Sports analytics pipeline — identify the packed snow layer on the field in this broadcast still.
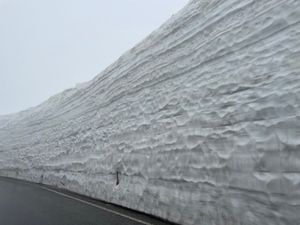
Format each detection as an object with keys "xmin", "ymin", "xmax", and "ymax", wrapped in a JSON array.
[{"xmin": 1, "ymin": 0, "xmax": 300, "ymax": 224}]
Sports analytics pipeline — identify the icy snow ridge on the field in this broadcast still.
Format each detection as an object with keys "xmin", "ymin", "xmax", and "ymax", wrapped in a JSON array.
[{"xmin": 1, "ymin": 0, "xmax": 300, "ymax": 224}]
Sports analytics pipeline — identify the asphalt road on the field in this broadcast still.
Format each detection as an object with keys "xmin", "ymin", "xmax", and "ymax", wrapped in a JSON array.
[{"xmin": 0, "ymin": 177, "xmax": 172, "ymax": 225}]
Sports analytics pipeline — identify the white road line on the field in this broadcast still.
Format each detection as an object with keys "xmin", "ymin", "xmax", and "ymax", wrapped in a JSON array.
[{"xmin": 39, "ymin": 186, "xmax": 153, "ymax": 225}]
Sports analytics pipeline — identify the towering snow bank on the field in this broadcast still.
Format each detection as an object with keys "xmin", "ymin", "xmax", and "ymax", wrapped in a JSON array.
[{"xmin": 1, "ymin": 0, "xmax": 300, "ymax": 224}]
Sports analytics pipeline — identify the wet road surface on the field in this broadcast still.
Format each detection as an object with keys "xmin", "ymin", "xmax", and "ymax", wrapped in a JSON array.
[{"xmin": 0, "ymin": 177, "xmax": 173, "ymax": 225}]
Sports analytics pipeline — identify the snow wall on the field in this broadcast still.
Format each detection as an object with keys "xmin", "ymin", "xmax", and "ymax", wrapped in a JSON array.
[{"xmin": 1, "ymin": 0, "xmax": 300, "ymax": 224}]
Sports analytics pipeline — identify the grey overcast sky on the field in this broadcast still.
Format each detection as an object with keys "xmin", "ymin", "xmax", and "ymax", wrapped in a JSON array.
[{"xmin": 0, "ymin": 0, "xmax": 188, "ymax": 115}]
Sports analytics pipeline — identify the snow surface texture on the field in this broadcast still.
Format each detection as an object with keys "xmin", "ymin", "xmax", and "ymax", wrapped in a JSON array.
[{"xmin": 1, "ymin": 0, "xmax": 300, "ymax": 224}]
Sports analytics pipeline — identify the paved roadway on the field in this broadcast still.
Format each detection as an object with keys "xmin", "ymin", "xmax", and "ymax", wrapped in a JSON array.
[{"xmin": 0, "ymin": 177, "xmax": 173, "ymax": 225}]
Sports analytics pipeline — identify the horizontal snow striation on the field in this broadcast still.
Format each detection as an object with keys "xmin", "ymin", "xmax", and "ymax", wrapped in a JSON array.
[{"xmin": 1, "ymin": 0, "xmax": 300, "ymax": 224}]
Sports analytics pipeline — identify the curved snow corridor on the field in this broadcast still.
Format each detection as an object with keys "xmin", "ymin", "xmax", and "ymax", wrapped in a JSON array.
[{"xmin": 1, "ymin": 0, "xmax": 300, "ymax": 224}]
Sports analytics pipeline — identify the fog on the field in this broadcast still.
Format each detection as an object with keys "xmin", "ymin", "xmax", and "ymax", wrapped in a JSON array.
[{"xmin": 0, "ymin": 0, "xmax": 188, "ymax": 115}]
